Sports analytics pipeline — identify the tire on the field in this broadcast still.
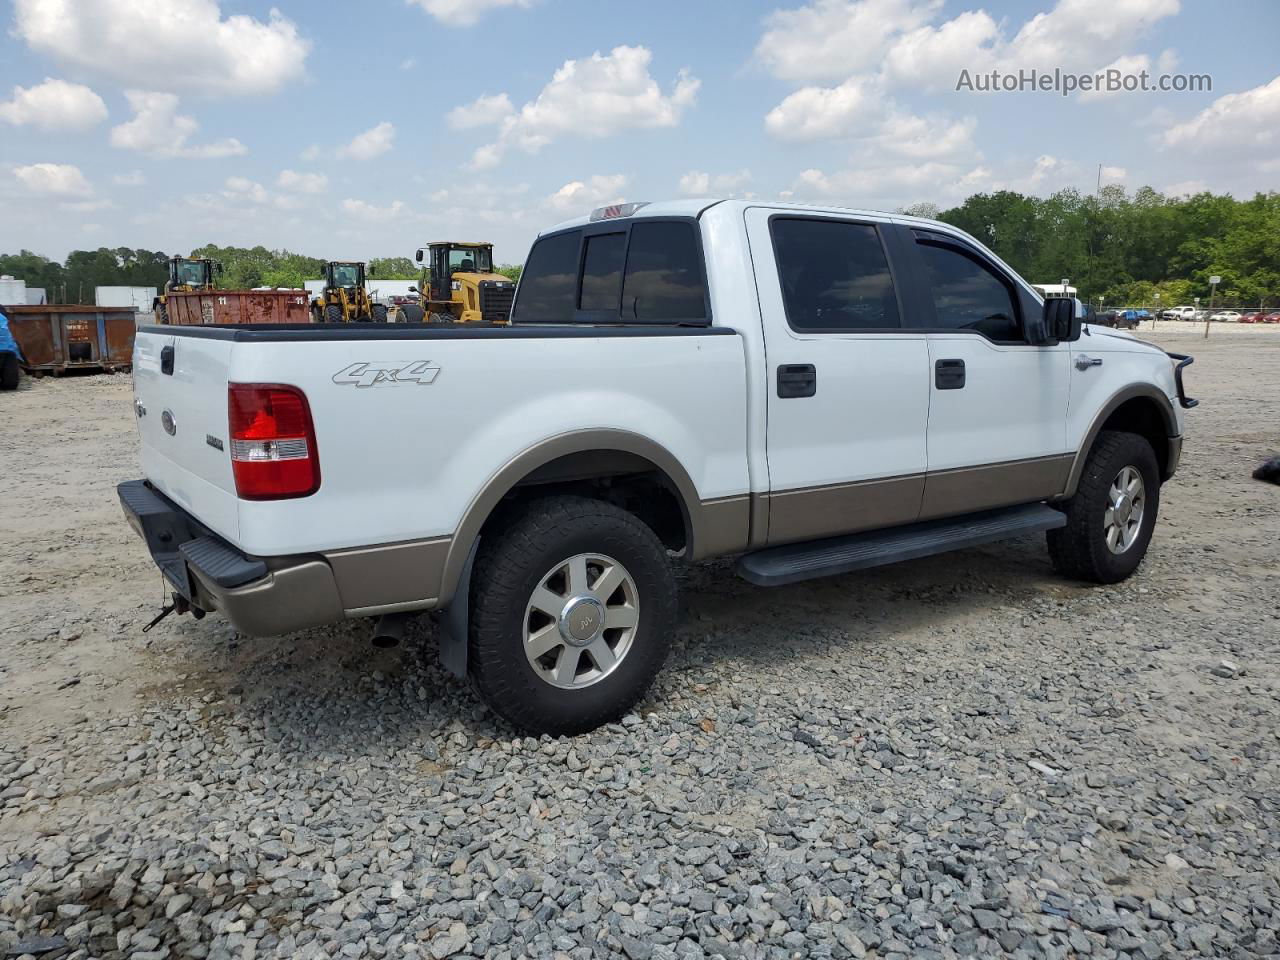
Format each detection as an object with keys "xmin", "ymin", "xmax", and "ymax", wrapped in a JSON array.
[
  {"xmin": 156, "ymin": 303, "xmax": 169, "ymax": 325},
  {"xmin": 429, "ymin": 311, "xmax": 455, "ymax": 325},
  {"xmin": 399, "ymin": 304, "xmax": 425, "ymax": 323},
  {"xmin": 0, "ymin": 353, "xmax": 19, "ymax": 391},
  {"xmin": 372, "ymin": 304, "xmax": 388, "ymax": 323},
  {"xmin": 1048, "ymin": 430, "xmax": 1160, "ymax": 584},
  {"xmin": 324, "ymin": 303, "xmax": 344, "ymax": 324},
  {"xmin": 468, "ymin": 496, "xmax": 677, "ymax": 735}
]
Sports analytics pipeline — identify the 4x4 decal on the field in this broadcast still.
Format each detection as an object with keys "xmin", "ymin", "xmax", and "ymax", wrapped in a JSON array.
[{"xmin": 332, "ymin": 360, "xmax": 441, "ymax": 388}]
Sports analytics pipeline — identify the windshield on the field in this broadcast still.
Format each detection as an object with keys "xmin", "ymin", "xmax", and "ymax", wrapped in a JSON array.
[
  {"xmin": 448, "ymin": 246, "xmax": 492, "ymax": 274},
  {"xmin": 174, "ymin": 260, "xmax": 208, "ymax": 285},
  {"xmin": 331, "ymin": 264, "xmax": 362, "ymax": 287}
]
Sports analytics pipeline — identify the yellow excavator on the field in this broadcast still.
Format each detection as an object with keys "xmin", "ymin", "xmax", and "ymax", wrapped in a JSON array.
[
  {"xmin": 403, "ymin": 242, "xmax": 514, "ymax": 324},
  {"xmin": 311, "ymin": 261, "xmax": 387, "ymax": 323},
  {"xmin": 154, "ymin": 256, "xmax": 221, "ymax": 324}
]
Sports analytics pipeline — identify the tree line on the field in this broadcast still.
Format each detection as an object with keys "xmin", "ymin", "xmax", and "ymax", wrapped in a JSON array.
[
  {"xmin": 0, "ymin": 246, "xmax": 521, "ymax": 302},
  {"xmin": 3, "ymin": 187, "xmax": 1274, "ymax": 306}
]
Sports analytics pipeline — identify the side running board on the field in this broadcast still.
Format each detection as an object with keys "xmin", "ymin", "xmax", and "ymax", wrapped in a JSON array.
[{"xmin": 737, "ymin": 503, "xmax": 1067, "ymax": 587}]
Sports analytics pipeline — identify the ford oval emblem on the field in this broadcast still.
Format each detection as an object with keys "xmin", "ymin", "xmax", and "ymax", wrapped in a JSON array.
[{"xmin": 161, "ymin": 409, "xmax": 177, "ymax": 436}]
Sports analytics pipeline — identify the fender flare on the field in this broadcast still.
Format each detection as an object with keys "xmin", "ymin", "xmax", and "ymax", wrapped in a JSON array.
[
  {"xmin": 1062, "ymin": 384, "xmax": 1178, "ymax": 497},
  {"xmin": 435, "ymin": 429, "xmax": 704, "ymax": 609}
]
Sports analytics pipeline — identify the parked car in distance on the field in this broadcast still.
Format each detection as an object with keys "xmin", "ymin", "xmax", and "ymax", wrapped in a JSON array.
[
  {"xmin": 1162, "ymin": 305, "xmax": 1198, "ymax": 321},
  {"xmin": 1099, "ymin": 308, "xmax": 1148, "ymax": 329},
  {"xmin": 1210, "ymin": 311, "xmax": 1242, "ymax": 322},
  {"xmin": 119, "ymin": 198, "xmax": 1196, "ymax": 734},
  {"xmin": 1265, "ymin": 313, "xmax": 1280, "ymax": 324},
  {"xmin": 1239, "ymin": 312, "xmax": 1266, "ymax": 323}
]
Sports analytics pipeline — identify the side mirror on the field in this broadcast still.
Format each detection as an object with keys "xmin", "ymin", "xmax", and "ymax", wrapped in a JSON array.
[
  {"xmin": 414, "ymin": 249, "xmax": 424, "ymax": 264},
  {"xmin": 216, "ymin": 262, "xmax": 225, "ymax": 274},
  {"xmin": 407, "ymin": 286, "xmax": 418, "ymax": 293},
  {"xmin": 1039, "ymin": 297, "xmax": 1083, "ymax": 344}
]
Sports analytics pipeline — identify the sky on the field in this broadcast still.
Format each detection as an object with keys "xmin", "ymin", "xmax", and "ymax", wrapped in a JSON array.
[{"xmin": 2, "ymin": 0, "xmax": 1278, "ymax": 265}]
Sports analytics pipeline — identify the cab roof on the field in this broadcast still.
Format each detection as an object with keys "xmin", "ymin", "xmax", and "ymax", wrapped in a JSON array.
[{"xmin": 539, "ymin": 198, "xmax": 958, "ymax": 236}]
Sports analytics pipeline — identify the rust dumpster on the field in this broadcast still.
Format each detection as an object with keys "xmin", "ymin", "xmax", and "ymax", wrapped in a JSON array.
[
  {"xmin": 162, "ymin": 289, "xmax": 311, "ymax": 325},
  {"xmin": 3, "ymin": 304, "xmax": 137, "ymax": 374}
]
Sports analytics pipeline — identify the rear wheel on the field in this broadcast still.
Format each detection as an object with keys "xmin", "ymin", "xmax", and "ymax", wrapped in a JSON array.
[
  {"xmin": 468, "ymin": 496, "xmax": 676, "ymax": 735},
  {"xmin": 324, "ymin": 303, "xmax": 343, "ymax": 324},
  {"xmin": 399, "ymin": 304, "xmax": 425, "ymax": 323},
  {"xmin": 372, "ymin": 303, "xmax": 388, "ymax": 323},
  {"xmin": 1048, "ymin": 430, "xmax": 1160, "ymax": 583},
  {"xmin": 0, "ymin": 353, "xmax": 19, "ymax": 390}
]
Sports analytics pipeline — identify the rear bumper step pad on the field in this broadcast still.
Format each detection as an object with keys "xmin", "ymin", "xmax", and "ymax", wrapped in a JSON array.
[{"xmin": 737, "ymin": 503, "xmax": 1066, "ymax": 587}]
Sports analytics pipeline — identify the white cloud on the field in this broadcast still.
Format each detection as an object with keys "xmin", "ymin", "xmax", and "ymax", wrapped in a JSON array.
[
  {"xmin": 763, "ymin": 0, "xmax": 1183, "ymax": 94},
  {"xmin": 447, "ymin": 93, "xmax": 515, "ymax": 129},
  {"xmin": 407, "ymin": 0, "xmax": 531, "ymax": 27},
  {"xmin": 1157, "ymin": 48, "xmax": 1179, "ymax": 73},
  {"xmin": 764, "ymin": 76, "xmax": 880, "ymax": 141},
  {"xmin": 546, "ymin": 174, "xmax": 628, "ymax": 212},
  {"xmin": 340, "ymin": 122, "xmax": 396, "ymax": 160},
  {"xmin": 110, "ymin": 91, "xmax": 247, "ymax": 158},
  {"xmin": 1078, "ymin": 54, "xmax": 1152, "ymax": 102},
  {"xmin": 1100, "ymin": 165, "xmax": 1127, "ymax": 183},
  {"xmin": 796, "ymin": 161, "xmax": 989, "ymax": 199},
  {"xmin": 0, "ymin": 77, "xmax": 107, "ymax": 131},
  {"xmin": 399, "ymin": 58, "xmax": 417, "ymax": 71},
  {"xmin": 1163, "ymin": 74, "xmax": 1280, "ymax": 151},
  {"xmin": 13, "ymin": 0, "xmax": 309, "ymax": 96},
  {"xmin": 276, "ymin": 169, "xmax": 329, "ymax": 193},
  {"xmin": 678, "ymin": 169, "xmax": 752, "ymax": 196},
  {"xmin": 342, "ymin": 197, "xmax": 406, "ymax": 219},
  {"xmin": 466, "ymin": 46, "xmax": 698, "ymax": 168},
  {"xmin": 756, "ymin": 0, "xmax": 940, "ymax": 85},
  {"xmin": 113, "ymin": 170, "xmax": 145, "ymax": 186},
  {"xmin": 873, "ymin": 113, "xmax": 976, "ymax": 160},
  {"xmin": 1164, "ymin": 178, "xmax": 1208, "ymax": 195},
  {"xmin": 882, "ymin": 10, "xmax": 1000, "ymax": 88},
  {"xmin": 62, "ymin": 198, "xmax": 113, "ymax": 213},
  {"xmin": 14, "ymin": 162, "xmax": 92, "ymax": 196},
  {"xmin": 224, "ymin": 176, "xmax": 269, "ymax": 203}
]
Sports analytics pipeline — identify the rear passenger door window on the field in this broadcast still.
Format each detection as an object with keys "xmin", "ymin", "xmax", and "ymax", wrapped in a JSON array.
[
  {"xmin": 916, "ymin": 241, "xmax": 1022, "ymax": 343},
  {"xmin": 510, "ymin": 230, "xmax": 579, "ymax": 323},
  {"xmin": 770, "ymin": 218, "xmax": 901, "ymax": 331},
  {"xmin": 622, "ymin": 221, "xmax": 707, "ymax": 322}
]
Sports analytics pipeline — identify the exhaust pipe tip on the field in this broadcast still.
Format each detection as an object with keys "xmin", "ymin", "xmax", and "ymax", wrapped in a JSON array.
[{"xmin": 371, "ymin": 612, "xmax": 415, "ymax": 648}]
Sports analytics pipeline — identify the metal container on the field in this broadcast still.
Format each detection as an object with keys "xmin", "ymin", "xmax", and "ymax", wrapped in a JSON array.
[
  {"xmin": 2, "ymin": 305, "xmax": 137, "ymax": 374},
  {"xmin": 162, "ymin": 289, "xmax": 311, "ymax": 325}
]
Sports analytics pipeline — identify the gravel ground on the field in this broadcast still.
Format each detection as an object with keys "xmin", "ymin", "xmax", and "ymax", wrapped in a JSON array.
[{"xmin": 1, "ymin": 327, "xmax": 1278, "ymax": 960}]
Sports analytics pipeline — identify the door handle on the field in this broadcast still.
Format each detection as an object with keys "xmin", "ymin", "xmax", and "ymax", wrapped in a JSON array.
[
  {"xmin": 777, "ymin": 363, "xmax": 816, "ymax": 398},
  {"xmin": 934, "ymin": 358, "xmax": 965, "ymax": 390},
  {"xmin": 160, "ymin": 345, "xmax": 174, "ymax": 376},
  {"xmin": 1075, "ymin": 355, "xmax": 1103, "ymax": 371}
]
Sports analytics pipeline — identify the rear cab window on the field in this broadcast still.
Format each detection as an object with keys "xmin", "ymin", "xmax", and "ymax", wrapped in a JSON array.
[{"xmin": 512, "ymin": 219, "xmax": 709, "ymax": 325}]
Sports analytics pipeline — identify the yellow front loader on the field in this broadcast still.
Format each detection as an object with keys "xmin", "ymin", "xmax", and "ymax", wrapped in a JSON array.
[
  {"xmin": 404, "ymin": 242, "xmax": 514, "ymax": 324},
  {"xmin": 311, "ymin": 261, "xmax": 387, "ymax": 323}
]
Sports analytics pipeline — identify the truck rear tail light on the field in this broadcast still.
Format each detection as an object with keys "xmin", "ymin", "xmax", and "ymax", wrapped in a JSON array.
[{"xmin": 227, "ymin": 383, "xmax": 320, "ymax": 499}]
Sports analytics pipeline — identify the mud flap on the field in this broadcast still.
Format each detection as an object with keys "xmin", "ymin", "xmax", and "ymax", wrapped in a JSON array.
[{"xmin": 437, "ymin": 538, "xmax": 478, "ymax": 679}]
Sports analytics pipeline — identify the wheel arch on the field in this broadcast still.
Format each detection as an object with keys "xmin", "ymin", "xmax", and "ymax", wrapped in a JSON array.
[
  {"xmin": 436, "ymin": 429, "xmax": 738, "ymax": 608},
  {"xmin": 1063, "ymin": 385, "xmax": 1178, "ymax": 497}
]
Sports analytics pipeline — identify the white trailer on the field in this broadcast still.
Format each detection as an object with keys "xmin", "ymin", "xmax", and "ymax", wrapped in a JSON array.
[{"xmin": 96, "ymin": 286, "xmax": 158, "ymax": 311}]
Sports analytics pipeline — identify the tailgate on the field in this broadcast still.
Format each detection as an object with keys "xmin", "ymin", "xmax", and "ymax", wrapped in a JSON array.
[{"xmin": 133, "ymin": 330, "xmax": 240, "ymax": 542}]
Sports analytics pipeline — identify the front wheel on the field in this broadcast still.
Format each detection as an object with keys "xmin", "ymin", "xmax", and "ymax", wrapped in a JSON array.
[
  {"xmin": 372, "ymin": 304, "xmax": 388, "ymax": 323},
  {"xmin": 1048, "ymin": 430, "xmax": 1160, "ymax": 583},
  {"xmin": 324, "ymin": 303, "xmax": 344, "ymax": 324},
  {"xmin": 468, "ymin": 496, "xmax": 676, "ymax": 735}
]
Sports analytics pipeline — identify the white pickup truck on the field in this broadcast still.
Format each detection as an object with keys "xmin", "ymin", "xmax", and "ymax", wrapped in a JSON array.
[{"xmin": 120, "ymin": 199, "xmax": 1196, "ymax": 734}]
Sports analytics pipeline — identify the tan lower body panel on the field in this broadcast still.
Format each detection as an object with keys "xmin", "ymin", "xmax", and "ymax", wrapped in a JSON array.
[
  {"xmin": 764, "ymin": 474, "xmax": 926, "ymax": 546},
  {"xmin": 919, "ymin": 454, "xmax": 1074, "ymax": 520},
  {"xmin": 693, "ymin": 494, "xmax": 752, "ymax": 559},
  {"xmin": 324, "ymin": 537, "xmax": 451, "ymax": 612}
]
